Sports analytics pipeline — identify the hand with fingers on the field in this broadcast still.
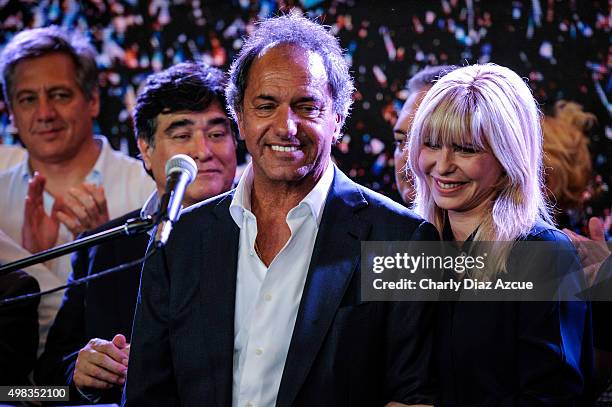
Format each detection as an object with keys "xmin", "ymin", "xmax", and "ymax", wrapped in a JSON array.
[
  {"xmin": 55, "ymin": 183, "xmax": 110, "ymax": 237},
  {"xmin": 564, "ymin": 217, "xmax": 610, "ymax": 287},
  {"xmin": 22, "ymin": 172, "xmax": 61, "ymax": 253},
  {"xmin": 73, "ymin": 334, "xmax": 130, "ymax": 392}
]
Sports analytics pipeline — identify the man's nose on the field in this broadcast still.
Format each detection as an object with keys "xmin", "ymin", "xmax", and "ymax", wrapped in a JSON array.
[
  {"xmin": 191, "ymin": 134, "xmax": 213, "ymax": 161},
  {"xmin": 36, "ymin": 96, "xmax": 57, "ymax": 122},
  {"xmin": 274, "ymin": 106, "xmax": 298, "ymax": 138}
]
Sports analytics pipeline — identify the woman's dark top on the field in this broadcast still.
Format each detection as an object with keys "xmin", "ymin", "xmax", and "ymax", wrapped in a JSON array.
[{"xmin": 435, "ymin": 222, "xmax": 593, "ymax": 406}]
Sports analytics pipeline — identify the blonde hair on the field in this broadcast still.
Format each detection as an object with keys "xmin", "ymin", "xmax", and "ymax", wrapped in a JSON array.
[
  {"xmin": 542, "ymin": 100, "xmax": 594, "ymax": 210},
  {"xmin": 407, "ymin": 64, "xmax": 554, "ymax": 278}
]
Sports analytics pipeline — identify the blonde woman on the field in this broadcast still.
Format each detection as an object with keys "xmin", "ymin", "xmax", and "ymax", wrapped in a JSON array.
[
  {"xmin": 542, "ymin": 100, "xmax": 595, "ymax": 229},
  {"xmin": 407, "ymin": 64, "xmax": 592, "ymax": 405}
]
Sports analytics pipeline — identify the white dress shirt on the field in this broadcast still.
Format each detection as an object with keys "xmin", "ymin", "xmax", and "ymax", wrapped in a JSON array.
[
  {"xmin": 140, "ymin": 190, "xmax": 160, "ymax": 220},
  {"xmin": 0, "ymin": 144, "xmax": 26, "ymax": 171},
  {"xmin": 0, "ymin": 229, "xmax": 62, "ymax": 356},
  {"xmin": 228, "ymin": 162, "xmax": 334, "ymax": 407},
  {"xmin": 0, "ymin": 135, "xmax": 155, "ymax": 353}
]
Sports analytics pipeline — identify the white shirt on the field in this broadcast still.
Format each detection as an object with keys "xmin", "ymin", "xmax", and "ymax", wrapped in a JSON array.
[
  {"xmin": 0, "ymin": 135, "xmax": 155, "ymax": 353},
  {"xmin": 0, "ymin": 229, "xmax": 62, "ymax": 356},
  {"xmin": 229, "ymin": 161, "xmax": 334, "ymax": 407},
  {"xmin": 0, "ymin": 144, "xmax": 26, "ymax": 171},
  {"xmin": 140, "ymin": 190, "xmax": 160, "ymax": 219}
]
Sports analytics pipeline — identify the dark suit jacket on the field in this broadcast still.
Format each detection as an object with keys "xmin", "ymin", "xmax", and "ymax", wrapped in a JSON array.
[
  {"xmin": 35, "ymin": 209, "xmax": 148, "ymax": 404},
  {"xmin": 0, "ymin": 269, "xmax": 40, "ymax": 385},
  {"xmin": 124, "ymin": 168, "xmax": 440, "ymax": 406}
]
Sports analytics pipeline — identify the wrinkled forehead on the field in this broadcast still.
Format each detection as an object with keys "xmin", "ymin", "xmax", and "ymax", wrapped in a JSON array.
[
  {"xmin": 12, "ymin": 52, "xmax": 80, "ymax": 90},
  {"xmin": 251, "ymin": 42, "xmax": 328, "ymax": 81},
  {"xmin": 246, "ymin": 43, "xmax": 331, "ymax": 98}
]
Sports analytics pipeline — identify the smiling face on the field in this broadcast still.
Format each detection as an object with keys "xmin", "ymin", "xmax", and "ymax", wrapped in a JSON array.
[
  {"xmin": 417, "ymin": 141, "xmax": 504, "ymax": 219},
  {"xmin": 138, "ymin": 102, "xmax": 237, "ymax": 206},
  {"xmin": 237, "ymin": 44, "xmax": 340, "ymax": 190},
  {"xmin": 393, "ymin": 87, "xmax": 430, "ymax": 204},
  {"xmin": 9, "ymin": 52, "xmax": 100, "ymax": 164}
]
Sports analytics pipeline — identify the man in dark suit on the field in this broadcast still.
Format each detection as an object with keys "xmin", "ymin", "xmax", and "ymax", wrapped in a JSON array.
[
  {"xmin": 34, "ymin": 61, "xmax": 238, "ymax": 404},
  {"xmin": 124, "ymin": 15, "xmax": 438, "ymax": 407}
]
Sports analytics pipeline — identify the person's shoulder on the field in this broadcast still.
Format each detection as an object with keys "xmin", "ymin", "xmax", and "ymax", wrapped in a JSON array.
[
  {"xmin": 340, "ymin": 179, "xmax": 438, "ymax": 240},
  {"xmin": 98, "ymin": 136, "xmax": 152, "ymax": 178},
  {"xmin": 0, "ymin": 145, "xmax": 26, "ymax": 172},
  {"xmin": 352, "ymin": 181, "xmax": 423, "ymax": 224},
  {"xmin": 0, "ymin": 156, "xmax": 25, "ymax": 180},
  {"xmin": 0, "ymin": 270, "xmax": 40, "ymax": 298},
  {"xmin": 96, "ymin": 136, "xmax": 156, "ymax": 209},
  {"xmin": 79, "ymin": 209, "xmax": 142, "ymax": 238},
  {"xmin": 0, "ymin": 159, "xmax": 27, "ymax": 208},
  {"xmin": 179, "ymin": 189, "xmax": 235, "ymax": 221},
  {"xmin": 516, "ymin": 221, "xmax": 578, "ymax": 267},
  {"xmin": 164, "ymin": 190, "xmax": 235, "ymax": 250},
  {"xmin": 522, "ymin": 221, "xmax": 571, "ymax": 244},
  {"xmin": 100, "ymin": 137, "xmax": 142, "ymax": 166}
]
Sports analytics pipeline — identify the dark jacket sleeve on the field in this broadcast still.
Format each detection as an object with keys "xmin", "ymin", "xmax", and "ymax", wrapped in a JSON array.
[
  {"xmin": 504, "ymin": 230, "xmax": 591, "ymax": 406},
  {"xmin": 35, "ymin": 209, "xmax": 144, "ymax": 404},
  {"xmin": 0, "ymin": 270, "xmax": 40, "ymax": 385},
  {"xmin": 592, "ymin": 255, "xmax": 612, "ymax": 351},
  {"xmin": 122, "ymin": 244, "xmax": 179, "ymax": 407},
  {"xmin": 34, "ymin": 246, "xmax": 88, "ymax": 402},
  {"xmin": 385, "ymin": 220, "xmax": 439, "ymax": 405}
]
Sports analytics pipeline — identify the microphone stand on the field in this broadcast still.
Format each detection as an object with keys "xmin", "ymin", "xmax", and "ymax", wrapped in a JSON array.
[{"xmin": 0, "ymin": 216, "xmax": 156, "ymax": 278}]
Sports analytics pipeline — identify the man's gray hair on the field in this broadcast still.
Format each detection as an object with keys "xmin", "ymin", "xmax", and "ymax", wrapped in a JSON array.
[
  {"xmin": 225, "ymin": 13, "xmax": 354, "ymax": 128},
  {"xmin": 0, "ymin": 25, "xmax": 99, "ymax": 106},
  {"xmin": 407, "ymin": 65, "xmax": 457, "ymax": 93}
]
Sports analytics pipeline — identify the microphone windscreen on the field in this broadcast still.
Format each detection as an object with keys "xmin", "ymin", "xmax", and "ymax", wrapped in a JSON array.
[{"xmin": 164, "ymin": 154, "xmax": 197, "ymax": 182}]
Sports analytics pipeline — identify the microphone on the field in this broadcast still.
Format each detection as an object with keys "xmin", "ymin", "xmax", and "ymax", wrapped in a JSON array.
[{"xmin": 154, "ymin": 154, "xmax": 198, "ymax": 247}]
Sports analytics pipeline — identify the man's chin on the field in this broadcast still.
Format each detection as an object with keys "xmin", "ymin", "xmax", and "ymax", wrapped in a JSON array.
[
  {"xmin": 186, "ymin": 184, "xmax": 227, "ymax": 204},
  {"xmin": 29, "ymin": 148, "xmax": 73, "ymax": 164},
  {"xmin": 255, "ymin": 162, "xmax": 320, "ymax": 183}
]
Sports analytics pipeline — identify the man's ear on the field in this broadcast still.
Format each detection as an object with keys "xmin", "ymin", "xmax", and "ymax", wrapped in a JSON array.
[
  {"xmin": 137, "ymin": 138, "xmax": 153, "ymax": 171},
  {"xmin": 7, "ymin": 109, "xmax": 22, "ymax": 140},
  {"xmin": 235, "ymin": 112, "xmax": 246, "ymax": 141},
  {"xmin": 229, "ymin": 122, "xmax": 238, "ymax": 147},
  {"xmin": 88, "ymin": 90, "xmax": 100, "ymax": 119},
  {"xmin": 332, "ymin": 113, "xmax": 342, "ymax": 144}
]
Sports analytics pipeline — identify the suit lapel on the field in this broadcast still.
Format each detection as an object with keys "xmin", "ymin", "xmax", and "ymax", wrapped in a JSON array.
[
  {"xmin": 120, "ymin": 233, "xmax": 149, "ymax": 334},
  {"xmin": 276, "ymin": 168, "xmax": 371, "ymax": 407},
  {"xmin": 199, "ymin": 194, "xmax": 239, "ymax": 407}
]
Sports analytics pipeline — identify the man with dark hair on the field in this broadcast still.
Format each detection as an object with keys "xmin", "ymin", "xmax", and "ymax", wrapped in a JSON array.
[
  {"xmin": 0, "ymin": 26, "xmax": 155, "ymax": 354},
  {"xmin": 35, "ymin": 61, "xmax": 237, "ymax": 405},
  {"xmin": 125, "ymin": 14, "xmax": 437, "ymax": 407},
  {"xmin": 393, "ymin": 65, "xmax": 455, "ymax": 204}
]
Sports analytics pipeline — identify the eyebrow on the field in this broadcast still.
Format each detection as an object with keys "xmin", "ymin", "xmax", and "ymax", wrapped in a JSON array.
[
  {"xmin": 46, "ymin": 86, "xmax": 72, "ymax": 93},
  {"xmin": 393, "ymin": 129, "xmax": 409, "ymax": 138},
  {"xmin": 293, "ymin": 96, "xmax": 322, "ymax": 104},
  {"xmin": 15, "ymin": 86, "xmax": 73, "ymax": 98},
  {"xmin": 163, "ymin": 116, "xmax": 230, "ymax": 134},
  {"xmin": 207, "ymin": 117, "xmax": 230, "ymax": 127},
  {"xmin": 14, "ymin": 90, "xmax": 36, "ymax": 98},
  {"xmin": 255, "ymin": 94, "xmax": 277, "ymax": 102},
  {"xmin": 254, "ymin": 94, "xmax": 323, "ymax": 104},
  {"xmin": 164, "ymin": 119, "xmax": 195, "ymax": 134}
]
